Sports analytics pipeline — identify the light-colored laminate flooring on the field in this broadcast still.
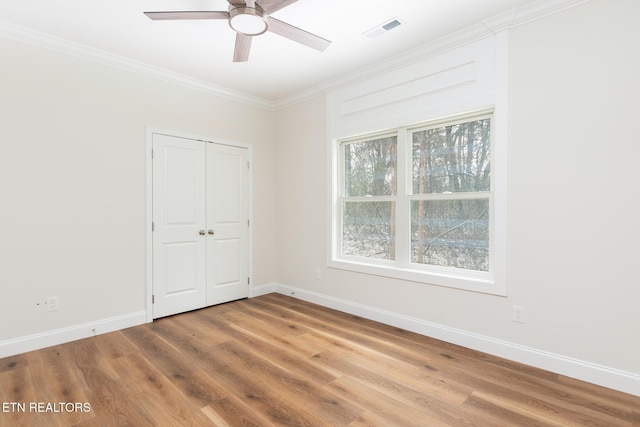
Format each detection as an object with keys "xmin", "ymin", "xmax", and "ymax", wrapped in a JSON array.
[{"xmin": 1, "ymin": 293, "xmax": 638, "ymax": 426}]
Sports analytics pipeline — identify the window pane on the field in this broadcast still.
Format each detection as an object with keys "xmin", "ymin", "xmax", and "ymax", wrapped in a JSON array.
[
  {"xmin": 411, "ymin": 199, "xmax": 489, "ymax": 271},
  {"xmin": 343, "ymin": 201, "xmax": 395, "ymax": 260},
  {"xmin": 412, "ymin": 118, "xmax": 491, "ymax": 194},
  {"xmin": 344, "ymin": 136, "xmax": 397, "ymax": 196}
]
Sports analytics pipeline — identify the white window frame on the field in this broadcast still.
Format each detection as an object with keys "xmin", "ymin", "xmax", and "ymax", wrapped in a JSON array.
[
  {"xmin": 337, "ymin": 131, "xmax": 399, "ymax": 266},
  {"xmin": 330, "ymin": 109, "xmax": 507, "ymax": 296}
]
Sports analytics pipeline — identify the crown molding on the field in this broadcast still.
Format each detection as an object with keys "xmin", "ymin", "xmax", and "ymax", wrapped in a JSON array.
[
  {"xmin": 0, "ymin": 20, "xmax": 277, "ymax": 110},
  {"xmin": 0, "ymin": 0, "xmax": 590, "ymax": 111},
  {"xmin": 273, "ymin": 85, "xmax": 328, "ymax": 110},
  {"xmin": 482, "ymin": 0, "xmax": 591, "ymax": 32},
  {"xmin": 276, "ymin": 0, "xmax": 592, "ymax": 109}
]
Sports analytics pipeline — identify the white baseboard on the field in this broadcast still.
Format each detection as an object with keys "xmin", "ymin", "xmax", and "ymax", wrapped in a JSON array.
[
  {"xmin": 272, "ymin": 283, "xmax": 640, "ymax": 397},
  {"xmin": 0, "ymin": 282, "xmax": 277, "ymax": 358},
  {"xmin": 0, "ymin": 311, "xmax": 147, "ymax": 358},
  {"xmin": 250, "ymin": 282, "xmax": 277, "ymax": 298},
  {"xmin": 4, "ymin": 285, "xmax": 638, "ymax": 397}
]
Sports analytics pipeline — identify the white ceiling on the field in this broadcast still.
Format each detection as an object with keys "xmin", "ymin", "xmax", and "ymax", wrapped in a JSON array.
[{"xmin": 2, "ymin": 0, "xmax": 544, "ymax": 102}]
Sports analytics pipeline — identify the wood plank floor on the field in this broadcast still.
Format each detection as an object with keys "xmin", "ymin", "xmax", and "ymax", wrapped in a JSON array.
[{"xmin": 1, "ymin": 293, "xmax": 639, "ymax": 426}]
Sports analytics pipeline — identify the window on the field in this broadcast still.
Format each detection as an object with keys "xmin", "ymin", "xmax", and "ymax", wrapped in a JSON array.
[
  {"xmin": 341, "ymin": 134, "xmax": 397, "ymax": 261},
  {"xmin": 334, "ymin": 112, "xmax": 503, "ymax": 294},
  {"xmin": 410, "ymin": 117, "xmax": 491, "ymax": 272}
]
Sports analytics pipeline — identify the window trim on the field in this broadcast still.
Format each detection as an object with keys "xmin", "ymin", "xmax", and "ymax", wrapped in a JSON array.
[
  {"xmin": 338, "ymin": 131, "xmax": 399, "ymax": 262},
  {"xmin": 330, "ymin": 109, "xmax": 507, "ymax": 296}
]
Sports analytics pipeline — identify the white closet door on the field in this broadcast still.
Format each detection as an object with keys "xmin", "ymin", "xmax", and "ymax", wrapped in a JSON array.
[
  {"xmin": 152, "ymin": 134, "xmax": 206, "ymax": 318},
  {"xmin": 206, "ymin": 143, "xmax": 250, "ymax": 305}
]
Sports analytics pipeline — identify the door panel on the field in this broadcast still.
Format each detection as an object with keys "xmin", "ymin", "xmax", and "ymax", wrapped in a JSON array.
[
  {"xmin": 214, "ymin": 238, "xmax": 241, "ymax": 285},
  {"xmin": 152, "ymin": 134, "xmax": 206, "ymax": 318},
  {"xmin": 164, "ymin": 146, "xmax": 201, "ymax": 224},
  {"xmin": 214, "ymin": 153, "xmax": 242, "ymax": 222},
  {"xmin": 206, "ymin": 144, "xmax": 250, "ymax": 305},
  {"xmin": 164, "ymin": 242, "xmax": 198, "ymax": 294}
]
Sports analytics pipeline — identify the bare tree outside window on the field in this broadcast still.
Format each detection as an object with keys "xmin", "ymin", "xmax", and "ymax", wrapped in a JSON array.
[
  {"xmin": 338, "ymin": 114, "xmax": 492, "ymax": 273},
  {"xmin": 411, "ymin": 118, "xmax": 491, "ymax": 271},
  {"xmin": 342, "ymin": 136, "xmax": 397, "ymax": 260}
]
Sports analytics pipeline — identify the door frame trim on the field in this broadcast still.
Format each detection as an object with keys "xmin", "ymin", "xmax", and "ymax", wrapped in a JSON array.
[{"xmin": 145, "ymin": 127, "xmax": 254, "ymax": 323}]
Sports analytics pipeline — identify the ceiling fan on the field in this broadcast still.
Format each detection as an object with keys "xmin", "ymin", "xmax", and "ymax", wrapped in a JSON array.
[{"xmin": 144, "ymin": 0, "xmax": 331, "ymax": 62}]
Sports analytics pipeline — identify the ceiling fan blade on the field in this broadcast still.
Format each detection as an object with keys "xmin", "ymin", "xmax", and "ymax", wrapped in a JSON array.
[
  {"xmin": 267, "ymin": 18, "xmax": 330, "ymax": 52},
  {"xmin": 233, "ymin": 33, "xmax": 252, "ymax": 62},
  {"xmin": 144, "ymin": 11, "xmax": 229, "ymax": 20},
  {"xmin": 257, "ymin": 0, "xmax": 297, "ymax": 14}
]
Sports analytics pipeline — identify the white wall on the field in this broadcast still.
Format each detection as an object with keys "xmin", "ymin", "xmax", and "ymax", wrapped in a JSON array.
[
  {"xmin": 275, "ymin": 0, "xmax": 639, "ymax": 395},
  {"xmin": 1, "ymin": 0, "xmax": 637, "ymax": 396},
  {"xmin": 0, "ymin": 37, "xmax": 277, "ymax": 348},
  {"xmin": 507, "ymin": 0, "xmax": 639, "ymax": 376}
]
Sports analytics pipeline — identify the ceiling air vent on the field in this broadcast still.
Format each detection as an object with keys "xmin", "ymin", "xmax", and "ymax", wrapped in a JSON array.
[{"xmin": 365, "ymin": 17, "xmax": 403, "ymax": 38}]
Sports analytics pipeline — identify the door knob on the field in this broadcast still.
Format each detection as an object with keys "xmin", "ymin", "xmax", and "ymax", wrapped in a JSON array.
[
  {"xmin": 208, "ymin": 230, "xmax": 215, "ymax": 235},
  {"xmin": 199, "ymin": 230, "xmax": 205, "ymax": 236}
]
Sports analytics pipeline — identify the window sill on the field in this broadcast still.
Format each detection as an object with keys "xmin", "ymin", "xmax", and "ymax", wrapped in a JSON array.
[{"xmin": 328, "ymin": 258, "xmax": 506, "ymax": 296}]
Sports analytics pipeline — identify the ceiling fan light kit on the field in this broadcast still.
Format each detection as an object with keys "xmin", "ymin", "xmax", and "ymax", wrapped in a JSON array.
[
  {"xmin": 144, "ymin": 0, "xmax": 330, "ymax": 62},
  {"xmin": 229, "ymin": 6, "xmax": 268, "ymax": 36}
]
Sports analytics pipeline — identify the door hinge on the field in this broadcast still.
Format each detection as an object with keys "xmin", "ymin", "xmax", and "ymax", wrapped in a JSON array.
[
  {"xmin": 247, "ymin": 219, "xmax": 250, "ymax": 227},
  {"xmin": 152, "ymin": 222, "xmax": 155, "ymax": 231},
  {"xmin": 151, "ymin": 149, "xmax": 154, "ymax": 159},
  {"xmin": 247, "ymin": 277, "xmax": 250, "ymax": 285},
  {"xmin": 152, "ymin": 295, "xmax": 155, "ymax": 304},
  {"xmin": 247, "ymin": 161, "xmax": 250, "ymax": 169}
]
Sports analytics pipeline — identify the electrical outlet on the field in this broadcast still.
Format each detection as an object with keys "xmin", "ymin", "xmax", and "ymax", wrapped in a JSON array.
[
  {"xmin": 512, "ymin": 305, "xmax": 524, "ymax": 323},
  {"xmin": 314, "ymin": 269, "xmax": 322, "ymax": 280},
  {"xmin": 46, "ymin": 296, "xmax": 59, "ymax": 312}
]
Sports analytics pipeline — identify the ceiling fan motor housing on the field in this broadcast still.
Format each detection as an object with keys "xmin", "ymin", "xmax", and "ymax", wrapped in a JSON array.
[{"xmin": 229, "ymin": 5, "xmax": 268, "ymax": 36}]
